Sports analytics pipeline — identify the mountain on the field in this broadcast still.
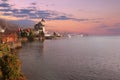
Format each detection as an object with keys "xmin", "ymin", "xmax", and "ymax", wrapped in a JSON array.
[
  {"xmin": 0, "ymin": 18, "xmax": 36, "ymax": 34},
  {"xmin": 9, "ymin": 19, "xmax": 35, "ymax": 28}
]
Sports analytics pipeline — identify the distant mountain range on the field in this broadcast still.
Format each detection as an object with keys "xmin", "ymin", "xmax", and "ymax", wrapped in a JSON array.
[
  {"xmin": 9, "ymin": 19, "xmax": 35, "ymax": 28},
  {"xmin": 0, "ymin": 18, "xmax": 36, "ymax": 33}
]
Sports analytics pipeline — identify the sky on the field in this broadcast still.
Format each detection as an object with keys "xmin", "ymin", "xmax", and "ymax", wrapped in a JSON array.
[{"xmin": 0, "ymin": 0, "xmax": 120, "ymax": 35}]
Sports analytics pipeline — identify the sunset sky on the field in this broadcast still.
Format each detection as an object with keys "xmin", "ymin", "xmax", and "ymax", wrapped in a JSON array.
[{"xmin": 0, "ymin": 0, "xmax": 120, "ymax": 35}]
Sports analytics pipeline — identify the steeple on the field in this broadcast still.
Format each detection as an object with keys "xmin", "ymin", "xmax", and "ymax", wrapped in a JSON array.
[{"xmin": 41, "ymin": 18, "xmax": 45, "ymax": 22}]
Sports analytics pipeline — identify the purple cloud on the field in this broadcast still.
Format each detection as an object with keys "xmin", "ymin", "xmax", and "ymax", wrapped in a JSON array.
[
  {"xmin": 107, "ymin": 23, "xmax": 120, "ymax": 34},
  {"xmin": 1, "ymin": 0, "xmax": 8, "ymax": 2},
  {"xmin": 94, "ymin": 23, "xmax": 120, "ymax": 34},
  {"xmin": 0, "ymin": 3, "xmax": 11, "ymax": 7},
  {"xmin": 0, "ymin": 2, "xmax": 103, "ymax": 22},
  {"xmin": 31, "ymin": 2, "xmax": 36, "ymax": 5}
]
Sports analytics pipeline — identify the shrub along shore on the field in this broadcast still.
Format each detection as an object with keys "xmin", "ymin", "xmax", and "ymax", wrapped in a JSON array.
[{"xmin": 0, "ymin": 43, "xmax": 27, "ymax": 80}]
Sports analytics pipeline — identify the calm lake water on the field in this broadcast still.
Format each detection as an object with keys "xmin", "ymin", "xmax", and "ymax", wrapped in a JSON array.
[{"xmin": 19, "ymin": 36, "xmax": 120, "ymax": 80}]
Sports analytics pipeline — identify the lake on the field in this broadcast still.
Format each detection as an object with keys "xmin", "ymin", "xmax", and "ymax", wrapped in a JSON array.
[{"xmin": 19, "ymin": 36, "xmax": 120, "ymax": 80}]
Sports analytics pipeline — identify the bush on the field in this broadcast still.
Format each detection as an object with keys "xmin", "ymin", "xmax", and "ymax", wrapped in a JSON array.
[
  {"xmin": 0, "ymin": 54, "xmax": 27, "ymax": 80},
  {"xmin": 0, "ymin": 44, "xmax": 10, "ymax": 53}
]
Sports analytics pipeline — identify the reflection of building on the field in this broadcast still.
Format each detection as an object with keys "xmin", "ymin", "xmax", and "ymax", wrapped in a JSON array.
[{"xmin": 39, "ymin": 42, "xmax": 44, "ymax": 54}]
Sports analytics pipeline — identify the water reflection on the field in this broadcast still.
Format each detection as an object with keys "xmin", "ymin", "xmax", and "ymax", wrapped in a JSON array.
[
  {"xmin": 19, "ymin": 37, "xmax": 120, "ymax": 80},
  {"xmin": 38, "ymin": 41, "xmax": 44, "ymax": 57},
  {"xmin": 19, "ymin": 41, "xmax": 44, "ymax": 59}
]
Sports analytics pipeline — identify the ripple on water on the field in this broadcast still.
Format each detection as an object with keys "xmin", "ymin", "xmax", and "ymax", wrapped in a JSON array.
[{"xmin": 19, "ymin": 37, "xmax": 120, "ymax": 80}]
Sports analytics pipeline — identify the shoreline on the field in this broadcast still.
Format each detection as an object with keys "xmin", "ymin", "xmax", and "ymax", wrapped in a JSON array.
[{"xmin": 0, "ymin": 43, "xmax": 27, "ymax": 80}]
